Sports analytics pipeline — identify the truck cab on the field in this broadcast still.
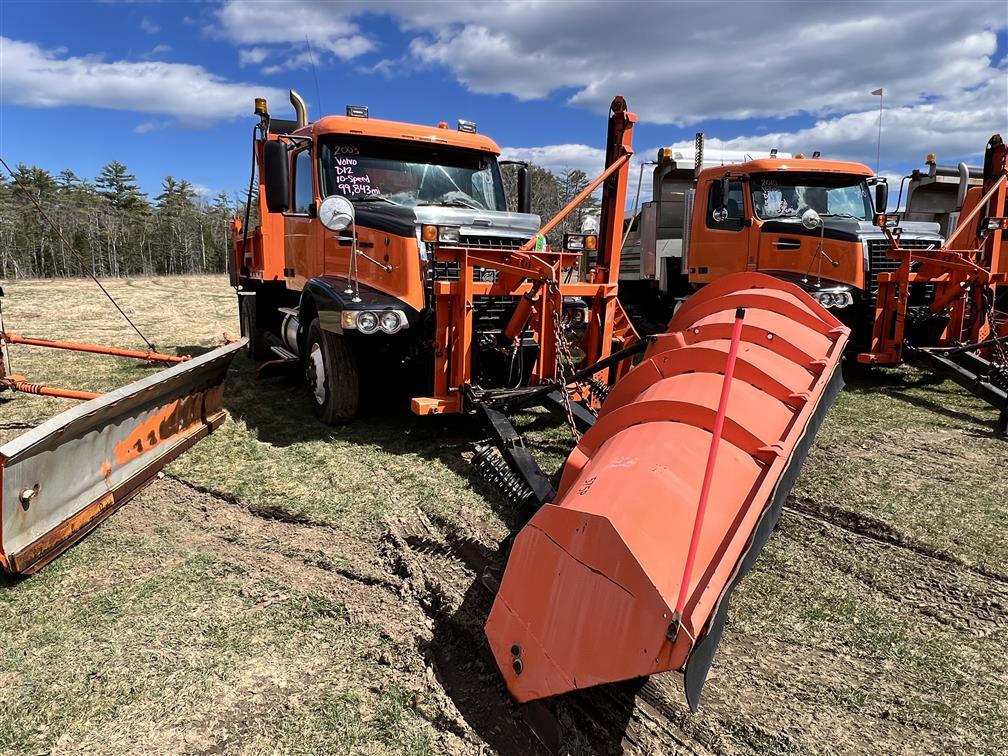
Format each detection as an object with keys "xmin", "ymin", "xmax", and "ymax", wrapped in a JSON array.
[
  {"xmin": 621, "ymin": 146, "xmax": 945, "ymax": 347},
  {"xmin": 233, "ymin": 92, "xmax": 545, "ymax": 422}
]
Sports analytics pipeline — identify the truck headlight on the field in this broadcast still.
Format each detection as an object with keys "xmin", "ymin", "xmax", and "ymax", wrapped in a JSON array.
[
  {"xmin": 812, "ymin": 290, "xmax": 853, "ymax": 309},
  {"xmin": 438, "ymin": 226, "xmax": 461, "ymax": 244},
  {"xmin": 379, "ymin": 311, "xmax": 403, "ymax": 334},
  {"xmin": 563, "ymin": 233, "xmax": 597, "ymax": 252},
  {"xmin": 356, "ymin": 311, "xmax": 379, "ymax": 333},
  {"xmin": 562, "ymin": 298, "xmax": 590, "ymax": 327}
]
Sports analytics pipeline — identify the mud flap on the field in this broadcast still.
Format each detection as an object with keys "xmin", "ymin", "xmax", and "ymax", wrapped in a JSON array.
[
  {"xmin": 0, "ymin": 340, "xmax": 245, "ymax": 574},
  {"xmin": 683, "ymin": 366, "xmax": 845, "ymax": 711}
]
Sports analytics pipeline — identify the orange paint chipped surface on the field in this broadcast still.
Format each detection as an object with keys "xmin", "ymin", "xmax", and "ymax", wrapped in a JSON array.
[{"xmin": 113, "ymin": 393, "xmax": 205, "ymax": 466}]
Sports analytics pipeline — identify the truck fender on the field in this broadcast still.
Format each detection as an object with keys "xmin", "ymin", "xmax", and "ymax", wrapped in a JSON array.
[{"xmin": 302, "ymin": 276, "xmax": 420, "ymax": 335}]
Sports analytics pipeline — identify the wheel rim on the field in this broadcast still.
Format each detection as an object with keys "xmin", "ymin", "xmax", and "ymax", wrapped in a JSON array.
[{"xmin": 307, "ymin": 342, "xmax": 326, "ymax": 405}]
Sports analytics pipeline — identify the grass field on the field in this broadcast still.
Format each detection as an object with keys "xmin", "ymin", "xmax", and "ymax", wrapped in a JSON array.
[{"xmin": 1, "ymin": 275, "xmax": 1006, "ymax": 755}]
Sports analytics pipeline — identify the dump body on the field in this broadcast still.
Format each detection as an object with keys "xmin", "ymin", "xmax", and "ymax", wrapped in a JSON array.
[{"xmin": 485, "ymin": 273, "xmax": 849, "ymax": 707}]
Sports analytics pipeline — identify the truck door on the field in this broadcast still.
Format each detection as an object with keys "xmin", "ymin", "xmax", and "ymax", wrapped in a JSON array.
[
  {"xmin": 284, "ymin": 145, "xmax": 317, "ymax": 290},
  {"xmin": 688, "ymin": 179, "xmax": 751, "ymax": 284}
]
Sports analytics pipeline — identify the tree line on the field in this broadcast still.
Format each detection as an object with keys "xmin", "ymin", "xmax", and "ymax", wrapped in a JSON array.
[
  {"xmin": 0, "ymin": 161, "xmax": 239, "ymax": 280},
  {"xmin": 0, "ymin": 160, "xmax": 598, "ymax": 280}
]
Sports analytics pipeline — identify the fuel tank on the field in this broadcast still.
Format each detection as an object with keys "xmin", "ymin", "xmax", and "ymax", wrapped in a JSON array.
[{"xmin": 484, "ymin": 272, "xmax": 850, "ymax": 709}]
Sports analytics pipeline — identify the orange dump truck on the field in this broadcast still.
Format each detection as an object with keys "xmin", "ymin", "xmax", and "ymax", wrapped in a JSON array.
[
  {"xmin": 232, "ymin": 91, "xmax": 637, "ymax": 424},
  {"xmin": 620, "ymin": 140, "xmax": 945, "ymax": 349}
]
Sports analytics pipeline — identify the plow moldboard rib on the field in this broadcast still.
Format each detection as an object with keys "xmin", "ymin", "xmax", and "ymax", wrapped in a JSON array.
[
  {"xmin": 484, "ymin": 273, "xmax": 850, "ymax": 707},
  {"xmin": 0, "ymin": 340, "xmax": 245, "ymax": 575}
]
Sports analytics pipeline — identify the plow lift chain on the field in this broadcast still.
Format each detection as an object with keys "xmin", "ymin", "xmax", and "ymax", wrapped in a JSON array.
[{"xmin": 548, "ymin": 280, "xmax": 598, "ymax": 443}]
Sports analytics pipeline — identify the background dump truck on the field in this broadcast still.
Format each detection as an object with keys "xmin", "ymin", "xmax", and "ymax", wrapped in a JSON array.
[
  {"xmin": 896, "ymin": 153, "xmax": 984, "ymax": 237},
  {"xmin": 618, "ymin": 139, "xmax": 945, "ymax": 348},
  {"xmin": 233, "ymin": 91, "xmax": 639, "ymax": 424}
]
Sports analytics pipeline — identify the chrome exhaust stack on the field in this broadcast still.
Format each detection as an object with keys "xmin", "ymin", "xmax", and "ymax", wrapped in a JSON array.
[{"xmin": 290, "ymin": 90, "xmax": 309, "ymax": 129}]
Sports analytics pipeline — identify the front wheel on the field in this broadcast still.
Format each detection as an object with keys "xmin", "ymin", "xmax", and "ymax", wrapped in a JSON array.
[{"xmin": 305, "ymin": 318, "xmax": 359, "ymax": 424}]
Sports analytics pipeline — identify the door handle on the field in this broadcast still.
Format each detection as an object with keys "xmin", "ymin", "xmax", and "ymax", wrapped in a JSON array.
[{"xmin": 774, "ymin": 238, "xmax": 802, "ymax": 250}]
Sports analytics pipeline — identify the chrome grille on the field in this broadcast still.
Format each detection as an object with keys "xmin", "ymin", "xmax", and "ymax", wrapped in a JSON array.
[
  {"xmin": 866, "ymin": 237, "xmax": 939, "ymax": 298},
  {"xmin": 431, "ymin": 235, "xmax": 528, "ymax": 281},
  {"xmin": 432, "ymin": 261, "xmax": 501, "ymax": 282},
  {"xmin": 429, "ymin": 236, "xmax": 527, "ymax": 327},
  {"xmin": 473, "ymin": 296, "xmax": 519, "ymax": 330},
  {"xmin": 459, "ymin": 235, "xmax": 527, "ymax": 250}
]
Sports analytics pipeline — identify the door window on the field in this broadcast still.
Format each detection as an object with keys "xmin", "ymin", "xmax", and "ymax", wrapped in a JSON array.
[
  {"xmin": 291, "ymin": 148, "xmax": 314, "ymax": 214},
  {"xmin": 706, "ymin": 180, "xmax": 744, "ymax": 231}
]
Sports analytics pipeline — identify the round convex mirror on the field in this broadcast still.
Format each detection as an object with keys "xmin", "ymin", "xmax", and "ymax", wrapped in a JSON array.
[
  {"xmin": 801, "ymin": 208, "xmax": 822, "ymax": 229},
  {"xmin": 319, "ymin": 195, "xmax": 355, "ymax": 232}
]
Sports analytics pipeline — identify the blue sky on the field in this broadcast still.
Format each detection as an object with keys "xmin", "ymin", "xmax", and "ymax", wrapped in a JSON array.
[{"xmin": 1, "ymin": 1, "xmax": 1006, "ymax": 204}]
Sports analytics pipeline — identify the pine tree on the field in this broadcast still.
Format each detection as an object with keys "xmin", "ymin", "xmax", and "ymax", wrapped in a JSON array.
[{"xmin": 96, "ymin": 160, "xmax": 148, "ymax": 212}]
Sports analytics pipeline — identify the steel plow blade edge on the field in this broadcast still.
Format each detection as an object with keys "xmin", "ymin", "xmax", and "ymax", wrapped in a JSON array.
[{"xmin": 0, "ymin": 339, "xmax": 246, "ymax": 575}]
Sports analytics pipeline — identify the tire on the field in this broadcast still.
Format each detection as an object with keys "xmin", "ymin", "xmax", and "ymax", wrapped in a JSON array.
[
  {"xmin": 240, "ymin": 295, "xmax": 270, "ymax": 361},
  {"xmin": 305, "ymin": 318, "xmax": 359, "ymax": 424}
]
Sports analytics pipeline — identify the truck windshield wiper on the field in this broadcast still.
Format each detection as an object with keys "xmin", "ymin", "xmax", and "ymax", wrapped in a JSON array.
[
  {"xmin": 351, "ymin": 195, "xmax": 402, "ymax": 206},
  {"xmin": 417, "ymin": 199, "xmax": 484, "ymax": 209},
  {"xmin": 819, "ymin": 213, "xmax": 862, "ymax": 219}
]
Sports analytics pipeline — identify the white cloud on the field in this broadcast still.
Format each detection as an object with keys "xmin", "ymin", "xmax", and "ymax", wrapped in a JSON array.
[
  {"xmin": 239, "ymin": 47, "xmax": 269, "ymax": 67},
  {"xmin": 212, "ymin": 0, "xmax": 1007, "ymax": 170},
  {"xmin": 139, "ymin": 16, "xmax": 160, "ymax": 35},
  {"xmin": 500, "ymin": 144, "xmax": 606, "ymax": 177},
  {"xmin": 215, "ymin": 1, "xmax": 374, "ymax": 68},
  {"xmin": 141, "ymin": 44, "xmax": 172, "ymax": 60},
  {"xmin": 650, "ymin": 73, "xmax": 1008, "ymax": 168},
  {"xmin": 0, "ymin": 37, "xmax": 286, "ymax": 125},
  {"xmin": 262, "ymin": 50, "xmax": 316, "ymax": 76},
  {"xmin": 134, "ymin": 119, "xmax": 170, "ymax": 134},
  {"xmin": 395, "ymin": 2, "xmax": 1006, "ymax": 126}
]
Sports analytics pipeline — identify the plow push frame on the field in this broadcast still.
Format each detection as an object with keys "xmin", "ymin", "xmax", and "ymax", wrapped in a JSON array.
[
  {"xmin": 413, "ymin": 96, "xmax": 641, "ymax": 418},
  {"xmin": 860, "ymin": 133, "xmax": 1008, "ymax": 435}
]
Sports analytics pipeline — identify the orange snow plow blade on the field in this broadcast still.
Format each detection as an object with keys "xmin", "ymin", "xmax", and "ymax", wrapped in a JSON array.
[
  {"xmin": 485, "ymin": 273, "xmax": 850, "ymax": 709},
  {"xmin": 0, "ymin": 340, "xmax": 244, "ymax": 575}
]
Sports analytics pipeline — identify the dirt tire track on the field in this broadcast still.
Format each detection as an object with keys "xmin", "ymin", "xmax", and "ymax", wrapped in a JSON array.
[
  {"xmin": 785, "ymin": 495, "xmax": 1008, "ymax": 584},
  {"xmin": 382, "ymin": 514, "xmax": 721, "ymax": 755},
  {"xmin": 777, "ymin": 508, "xmax": 1008, "ymax": 638}
]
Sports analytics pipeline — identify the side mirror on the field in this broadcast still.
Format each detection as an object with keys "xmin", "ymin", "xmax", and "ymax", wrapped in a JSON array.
[
  {"xmin": 710, "ymin": 177, "xmax": 731, "ymax": 222},
  {"xmin": 263, "ymin": 140, "xmax": 289, "ymax": 212},
  {"xmin": 801, "ymin": 208, "xmax": 822, "ymax": 229},
  {"xmin": 875, "ymin": 182, "xmax": 888, "ymax": 213},
  {"xmin": 318, "ymin": 195, "xmax": 355, "ymax": 232},
  {"xmin": 517, "ymin": 165, "xmax": 532, "ymax": 214}
]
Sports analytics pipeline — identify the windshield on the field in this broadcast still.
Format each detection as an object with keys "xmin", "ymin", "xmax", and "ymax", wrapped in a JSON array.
[
  {"xmin": 750, "ymin": 173, "xmax": 872, "ymax": 221},
  {"xmin": 320, "ymin": 137, "xmax": 507, "ymax": 211}
]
